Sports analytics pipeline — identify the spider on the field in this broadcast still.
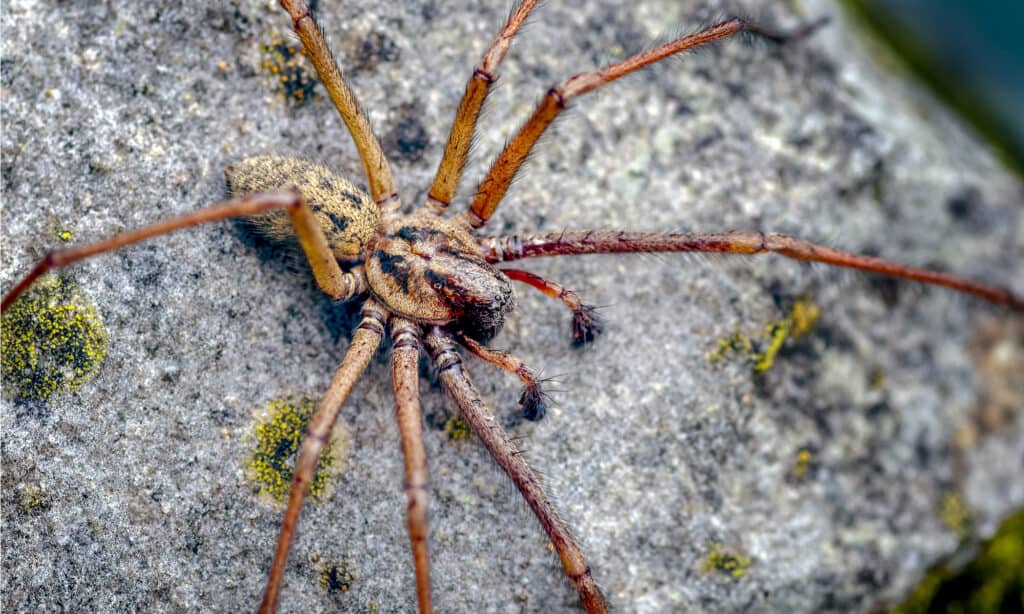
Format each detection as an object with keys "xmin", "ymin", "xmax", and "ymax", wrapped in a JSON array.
[{"xmin": 2, "ymin": 1, "xmax": 1024, "ymax": 614}]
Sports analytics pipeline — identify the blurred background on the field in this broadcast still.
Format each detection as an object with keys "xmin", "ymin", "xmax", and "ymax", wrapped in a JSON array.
[
  {"xmin": 842, "ymin": 0, "xmax": 1024, "ymax": 175},
  {"xmin": 841, "ymin": 2, "xmax": 1024, "ymax": 613}
]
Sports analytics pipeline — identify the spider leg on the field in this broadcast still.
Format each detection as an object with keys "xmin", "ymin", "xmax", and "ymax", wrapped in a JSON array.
[
  {"xmin": 391, "ymin": 318, "xmax": 433, "ymax": 613},
  {"xmin": 462, "ymin": 17, "xmax": 818, "ymax": 229},
  {"xmin": 277, "ymin": 0, "xmax": 398, "ymax": 209},
  {"xmin": 456, "ymin": 332, "xmax": 549, "ymax": 420},
  {"xmin": 1, "ymin": 192, "xmax": 361, "ymax": 311},
  {"xmin": 502, "ymin": 268, "xmax": 604, "ymax": 345},
  {"xmin": 479, "ymin": 230, "xmax": 1024, "ymax": 310},
  {"xmin": 259, "ymin": 301, "xmax": 388, "ymax": 614},
  {"xmin": 426, "ymin": 0, "xmax": 542, "ymax": 213},
  {"xmin": 425, "ymin": 328, "xmax": 608, "ymax": 614}
]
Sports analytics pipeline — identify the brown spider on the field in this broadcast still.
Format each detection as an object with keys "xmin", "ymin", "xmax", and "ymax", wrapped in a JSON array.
[{"xmin": 3, "ymin": 1, "xmax": 1023, "ymax": 612}]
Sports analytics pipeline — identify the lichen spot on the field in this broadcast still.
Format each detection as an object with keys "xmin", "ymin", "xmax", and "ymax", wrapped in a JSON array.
[
  {"xmin": 317, "ymin": 558, "xmax": 355, "ymax": 594},
  {"xmin": 940, "ymin": 491, "xmax": 973, "ymax": 539},
  {"xmin": 247, "ymin": 397, "xmax": 348, "ymax": 504},
  {"xmin": 227, "ymin": 156, "xmax": 380, "ymax": 263},
  {"xmin": 260, "ymin": 36, "xmax": 317, "ymax": 107},
  {"xmin": 707, "ymin": 295, "xmax": 819, "ymax": 373},
  {"xmin": 1, "ymin": 275, "xmax": 108, "ymax": 401},
  {"xmin": 702, "ymin": 543, "xmax": 751, "ymax": 579},
  {"xmin": 752, "ymin": 295, "xmax": 819, "ymax": 373},
  {"xmin": 16, "ymin": 483, "xmax": 52, "ymax": 515},
  {"xmin": 788, "ymin": 448, "xmax": 813, "ymax": 481},
  {"xmin": 443, "ymin": 414, "xmax": 472, "ymax": 442}
]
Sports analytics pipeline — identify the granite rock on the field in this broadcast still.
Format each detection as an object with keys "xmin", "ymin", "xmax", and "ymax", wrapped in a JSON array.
[{"xmin": 2, "ymin": 1, "xmax": 1022, "ymax": 612}]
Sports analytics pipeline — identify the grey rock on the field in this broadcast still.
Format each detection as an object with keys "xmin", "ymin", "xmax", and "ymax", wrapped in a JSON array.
[{"xmin": 2, "ymin": 1, "xmax": 1022, "ymax": 612}]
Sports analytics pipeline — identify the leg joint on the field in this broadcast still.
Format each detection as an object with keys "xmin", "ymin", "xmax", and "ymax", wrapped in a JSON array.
[{"xmin": 473, "ymin": 67, "xmax": 495, "ymax": 84}]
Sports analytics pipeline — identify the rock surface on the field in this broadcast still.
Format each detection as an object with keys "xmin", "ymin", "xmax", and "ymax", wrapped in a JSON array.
[{"xmin": 2, "ymin": 1, "xmax": 1022, "ymax": 612}]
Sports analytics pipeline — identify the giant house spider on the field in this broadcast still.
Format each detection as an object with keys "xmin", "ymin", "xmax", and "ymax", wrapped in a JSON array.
[{"xmin": 2, "ymin": 0, "xmax": 1022, "ymax": 612}]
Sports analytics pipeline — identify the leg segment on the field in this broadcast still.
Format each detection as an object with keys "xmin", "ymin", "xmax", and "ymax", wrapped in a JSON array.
[
  {"xmin": 2, "ymin": 192, "xmax": 360, "ymax": 312},
  {"xmin": 502, "ymin": 268, "xmax": 603, "ymax": 345},
  {"xmin": 463, "ymin": 17, "xmax": 819, "ymax": 229},
  {"xmin": 456, "ymin": 333, "xmax": 548, "ymax": 420},
  {"xmin": 277, "ymin": 0, "xmax": 398, "ymax": 208},
  {"xmin": 259, "ymin": 300, "xmax": 387, "ymax": 614},
  {"xmin": 479, "ymin": 230, "xmax": 1024, "ymax": 309},
  {"xmin": 425, "ymin": 328, "xmax": 608, "ymax": 613},
  {"xmin": 426, "ymin": 0, "xmax": 541, "ymax": 213},
  {"xmin": 390, "ymin": 318, "xmax": 433, "ymax": 613}
]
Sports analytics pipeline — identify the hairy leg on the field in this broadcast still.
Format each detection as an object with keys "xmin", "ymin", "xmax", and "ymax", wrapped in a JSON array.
[
  {"xmin": 425, "ymin": 328, "xmax": 608, "ymax": 613},
  {"xmin": 426, "ymin": 0, "xmax": 541, "ymax": 213},
  {"xmin": 2, "ymin": 192, "xmax": 361, "ymax": 311},
  {"xmin": 456, "ymin": 332, "xmax": 548, "ymax": 420},
  {"xmin": 502, "ymin": 268, "xmax": 603, "ymax": 345},
  {"xmin": 391, "ymin": 318, "xmax": 433, "ymax": 613},
  {"xmin": 259, "ymin": 301, "xmax": 388, "ymax": 614},
  {"xmin": 463, "ymin": 17, "xmax": 820, "ymax": 228},
  {"xmin": 479, "ymin": 230, "xmax": 1024, "ymax": 309},
  {"xmin": 277, "ymin": 0, "xmax": 398, "ymax": 209}
]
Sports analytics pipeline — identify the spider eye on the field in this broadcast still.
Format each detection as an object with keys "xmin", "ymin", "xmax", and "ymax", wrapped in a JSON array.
[{"xmin": 432, "ymin": 282, "xmax": 442, "ymax": 290}]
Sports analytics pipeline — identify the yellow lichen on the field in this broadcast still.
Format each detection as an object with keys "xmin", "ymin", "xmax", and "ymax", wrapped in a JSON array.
[
  {"xmin": 709, "ymin": 296, "xmax": 820, "ymax": 374},
  {"xmin": 443, "ymin": 414, "xmax": 472, "ymax": 442},
  {"xmin": 17, "ymin": 483, "xmax": 51, "ymax": 514},
  {"xmin": 790, "ymin": 448, "xmax": 813, "ymax": 480},
  {"xmin": 941, "ymin": 492, "xmax": 973, "ymax": 539},
  {"xmin": 707, "ymin": 331, "xmax": 753, "ymax": 364},
  {"xmin": 753, "ymin": 296, "xmax": 820, "ymax": 373},
  {"xmin": 1, "ymin": 275, "xmax": 108, "ymax": 401},
  {"xmin": 789, "ymin": 296, "xmax": 820, "ymax": 337},
  {"xmin": 753, "ymin": 319, "xmax": 792, "ymax": 373},
  {"xmin": 247, "ymin": 397, "xmax": 346, "ymax": 504},
  {"xmin": 702, "ymin": 542, "xmax": 751, "ymax": 579}
]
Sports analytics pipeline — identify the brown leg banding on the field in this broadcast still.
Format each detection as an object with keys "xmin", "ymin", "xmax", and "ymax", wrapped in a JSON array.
[{"xmin": 391, "ymin": 318, "xmax": 433, "ymax": 613}]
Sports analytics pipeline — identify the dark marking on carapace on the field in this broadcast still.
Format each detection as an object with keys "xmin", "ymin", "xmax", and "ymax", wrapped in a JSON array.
[{"xmin": 375, "ymin": 251, "xmax": 412, "ymax": 293}]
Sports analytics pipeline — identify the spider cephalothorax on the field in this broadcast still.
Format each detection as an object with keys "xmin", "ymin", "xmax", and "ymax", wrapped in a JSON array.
[
  {"xmin": 3, "ymin": 1, "xmax": 1021, "ymax": 613},
  {"xmin": 366, "ymin": 212, "xmax": 515, "ymax": 343}
]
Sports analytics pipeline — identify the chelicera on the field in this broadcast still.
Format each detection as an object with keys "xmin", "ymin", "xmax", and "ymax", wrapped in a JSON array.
[{"xmin": 2, "ymin": 1, "xmax": 1021, "ymax": 612}]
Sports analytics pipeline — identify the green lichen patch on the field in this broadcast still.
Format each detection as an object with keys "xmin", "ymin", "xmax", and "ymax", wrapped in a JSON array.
[
  {"xmin": 894, "ymin": 508, "xmax": 1023, "ymax": 614},
  {"xmin": 247, "ymin": 397, "xmax": 347, "ymax": 504},
  {"xmin": 940, "ymin": 492, "xmax": 974, "ymax": 540},
  {"xmin": 16, "ymin": 483, "xmax": 52, "ymax": 515},
  {"xmin": 1, "ymin": 275, "xmax": 108, "ymax": 401},
  {"xmin": 707, "ymin": 296, "xmax": 820, "ymax": 374},
  {"xmin": 707, "ymin": 331, "xmax": 753, "ymax": 365},
  {"xmin": 443, "ymin": 413, "xmax": 472, "ymax": 442},
  {"xmin": 702, "ymin": 542, "xmax": 751, "ymax": 579}
]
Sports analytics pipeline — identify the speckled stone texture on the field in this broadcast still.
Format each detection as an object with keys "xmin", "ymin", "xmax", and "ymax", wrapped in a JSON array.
[{"xmin": 2, "ymin": 1, "xmax": 1022, "ymax": 612}]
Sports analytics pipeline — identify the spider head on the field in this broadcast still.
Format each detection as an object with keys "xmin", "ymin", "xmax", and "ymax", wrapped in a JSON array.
[{"xmin": 366, "ymin": 212, "xmax": 514, "ymax": 343}]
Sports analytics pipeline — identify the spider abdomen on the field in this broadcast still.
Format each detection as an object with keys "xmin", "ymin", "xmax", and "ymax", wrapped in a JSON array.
[
  {"xmin": 366, "ymin": 211, "xmax": 514, "ymax": 342},
  {"xmin": 226, "ymin": 155, "xmax": 380, "ymax": 262}
]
